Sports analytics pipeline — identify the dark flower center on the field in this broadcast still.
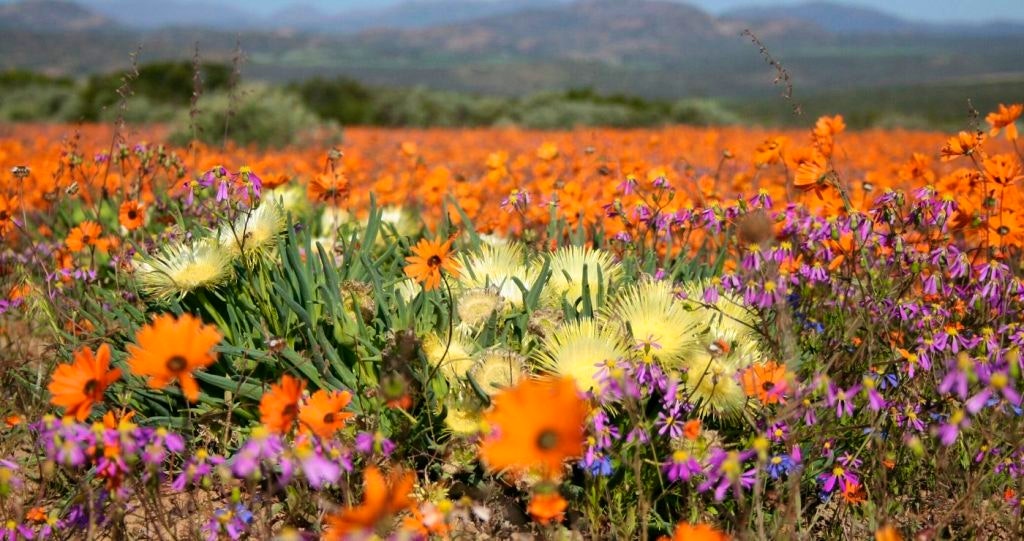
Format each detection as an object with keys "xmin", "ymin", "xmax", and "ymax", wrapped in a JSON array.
[
  {"xmin": 536, "ymin": 429, "xmax": 559, "ymax": 450},
  {"xmin": 82, "ymin": 235, "xmax": 92, "ymax": 244},
  {"xmin": 0, "ymin": 211, "xmax": 8, "ymax": 221},
  {"xmin": 323, "ymin": 412, "xmax": 336, "ymax": 424},
  {"xmin": 762, "ymin": 381, "xmax": 775, "ymax": 392},
  {"xmin": 166, "ymin": 355, "xmax": 188, "ymax": 373},
  {"xmin": 283, "ymin": 404, "xmax": 298, "ymax": 418},
  {"xmin": 127, "ymin": 210, "xmax": 138, "ymax": 220},
  {"xmin": 427, "ymin": 255, "xmax": 442, "ymax": 268},
  {"xmin": 83, "ymin": 378, "xmax": 99, "ymax": 396}
]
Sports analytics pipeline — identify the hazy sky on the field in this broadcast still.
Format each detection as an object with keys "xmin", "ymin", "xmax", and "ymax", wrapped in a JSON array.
[{"xmin": 220, "ymin": 0, "xmax": 1023, "ymax": 23}]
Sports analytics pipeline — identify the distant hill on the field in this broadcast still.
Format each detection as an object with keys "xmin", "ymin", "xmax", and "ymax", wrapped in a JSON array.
[
  {"xmin": 723, "ymin": 1, "xmax": 913, "ymax": 34},
  {"xmin": 349, "ymin": 0, "xmax": 823, "ymax": 63},
  {"xmin": 87, "ymin": 0, "xmax": 262, "ymax": 30},
  {"xmin": 0, "ymin": 0, "xmax": 1022, "ymax": 101},
  {"xmin": 723, "ymin": 1, "xmax": 1024, "ymax": 36},
  {"xmin": 0, "ymin": 0, "xmax": 117, "ymax": 31},
  {"xmin": 51, "ymin": 0, "xmax": 570, "ymax": 32}
]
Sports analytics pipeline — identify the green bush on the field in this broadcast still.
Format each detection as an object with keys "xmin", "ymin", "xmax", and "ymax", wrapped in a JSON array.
[
  {"xmin": 77, "ymin": 61, "xmax": 232, "ymax": 121},
  {"xmin": 0, "ymin": 85, "xmax": 82, "ymax": 122},
  {"xmin": 97, "ymin": 95, "xmax": 179, "ymax": 124},
  {"xmin": 669, "ymin": 98, "xmax": 741, "ymax": 125},
  {"xmin": 168, "ymin": 84, "xmax": 331, "ymax": 148}
]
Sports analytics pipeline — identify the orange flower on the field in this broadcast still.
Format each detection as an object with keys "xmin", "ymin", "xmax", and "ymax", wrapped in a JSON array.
[
  {"xmin": 982, "ymin": 153, "xmax": 1023, "ymax": 186},
  {"xmin": 683, "ymin": 419, "xmax": 701, "ymax": 440},
  {"xmin": 298, "ymin": 389, "xmax": 354, "ymax": 438},
  {"xmin": 479, "ymin": 376, "xmax": 588, "ymax": 479},
  {"xmin": 403, "ymin": 236, "xmax": 460, "ymax": 291},
  {"xmin": 126, "ymin": 313, "xmax": 221, "ymax": 402},
  {"xmin": 102, "ymin": 409, "xmax": 137, "ymax": 430},
  {"xmin": 308, "ymin": 172, "xmax": 349, "ymax": 204},
  {"xmin": 118, "ymin": 200, "xmax": 145, "ymax": 230},
  {"xmin": 401, "ymin": 504, "xmax": 449, "ymax": 538},
  {"xmin": 940, "ymin": 131, "xmax": 985, "ymax": 162},
  {"xmin": 813, "ymin": 114, "xmax": 846, "ymax": 139},
  {"xmin": 740, "ymin": 361, "xmax": 788, "ymax": 404},
  {"xmin": 259, "ymin": 374, "xmax": 306, "ymax": 434},
  {"xmin": 25, "ymin": 507, "xmax": 47, "ymax": 523},
  {"xmin": 875, "ymin": 525, "xmax": 903, "ymax": 541},
  {"xmin": 5, "ymin": 415, "xmax": 23, "ymax": 427},
  {"xmin": 322, "ymin": 466, "xmax": 415, "ymax": 540},
  {"xmin": 528, "ymin": 492, "xmax": 567, "ymax": 525},
  {"xmin": 65, "ymin": 221, "xmax": 102, "ymax": 252},
  {"xmin": 793, "ymin": 152, "xmax": 832, "ymax": 196},
  {"xmin": 986, "ymin": 103, "xmax": 1022, "ymax": 140},
  {"xmin": 813, "ymin": 114, "xmax": 846, "ymax": 157},
  {"xmin": 536, "ymin": 142, "xmax": 559, "ymax": 161},
  {"xmin": 842, "ymin": 481, "xmax": 866, "ymax": 504},
  {"xmin": 47, "ymin": 344, "xmax": 121, "ymax": 421},
  {"xmin": 0, "ymin": 194, "xmax": 19, "ymax": 237},
  {"xmin": 753, "ymin": 136, "xmax": 786, "ymax": 167},
  {"xmin": 672, "ymin": 522, "xmax": 730, "ymax": 541}
]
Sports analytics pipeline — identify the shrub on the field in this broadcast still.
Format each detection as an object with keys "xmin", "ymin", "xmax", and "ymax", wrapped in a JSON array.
[{"xmin": 168, "ymin": 84, "xmax": 332, "ymax": 148}]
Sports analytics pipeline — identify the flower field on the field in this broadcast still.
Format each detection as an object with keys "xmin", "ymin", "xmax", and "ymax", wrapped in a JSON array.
[{"xmin": 1, "ymin": 106, "xmax": 1024, "ymax": 540}]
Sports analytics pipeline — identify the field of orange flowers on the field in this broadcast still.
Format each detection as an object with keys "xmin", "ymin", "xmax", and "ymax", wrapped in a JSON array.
[{"xmin": 1, "ymin": 104, "xmax": 1024, "ymax": 540}]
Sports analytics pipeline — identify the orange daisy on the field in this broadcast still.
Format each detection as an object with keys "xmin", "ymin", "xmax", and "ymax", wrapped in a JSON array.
[
  {"xmin": 298, "ymin": 389, "xmax": 354, "ymax": 438},
  {"xmin": 118, "ymin": 200, "xmax": 145, "ymax": 230},
  {"xmin": 740, "ymin": 361, "xmax": 789, "ymax": 404},
  {"xmin": 47, "ymin": 344, "xmax": 121, "ymax": 421},
  {"xmin": 875, "ymin": 525, "xmax": 903, "ymax": 541},
  {"xmin": 792, "ymin": 152, "xmax": 833, "ymax": 196},
  {"xmin": 479, "ymin": 376, "xmax": 588, "ymax": 479},
  {"xmin": 683, "ymin": 419, "xmax": 701, "ymax": 440},
  {"xmin": 940, "ymin": 131, "xmax": 985, "ymax": 162},
  {"xmin": 403, "ymin": 236, "xmax": 460, "ymax": 291},
  {"xmin": 308, "ymin": 172, "xmax": 350, "ymax": 204},
  {"xmin": 322, "ymin": 465, "xmax": 415, "ymax": 540},
  {"xmin": 65, "ymin": 221, "xmax": 102, "ymax": 253},
  {"xmin": 982, "ymin": 153, "xmax": 1023, "ymax": 186},
  {"xmin": 528, "ymin": 492, "xmax": 567, "ymax": 525},
  {"xmin": 753, "ymin": 136, "xmax": 787, "ymax": 167},
  {"xmin": 842, "ymin": 480, "xmax": 866, "ymax": 504},
  {"xmin": 0, "ymin": 194, "xmax": 19, "ymax": 237},
  {"xmin": 259, "ymin": 374, "xmax": 306, "ymax": 434},
  {"xmin": 672, "ymin": 522, "xmax": 731, "ymax": 541},
  {"xmin": 126, "ymin": 313, "xmax": 221, "ymax": 402},
  {"xmin": 986, "ymin": 103, "xmax": 1022, "ymax": 140}
]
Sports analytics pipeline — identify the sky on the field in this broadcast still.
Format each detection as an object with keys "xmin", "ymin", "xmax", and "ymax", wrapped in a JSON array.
[{"xmin": 207, "ymin": 0, "xmax": 1023, "ymax": 23}]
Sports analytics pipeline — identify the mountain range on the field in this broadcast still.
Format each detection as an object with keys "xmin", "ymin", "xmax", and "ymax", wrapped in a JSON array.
[
  {"xmin": 4, "ymin": 0, "xmax": 1022, "ymax": 35},
  {"xmin": 1, "ymin": 0, "xmax": 1022, "ymax": 99}
]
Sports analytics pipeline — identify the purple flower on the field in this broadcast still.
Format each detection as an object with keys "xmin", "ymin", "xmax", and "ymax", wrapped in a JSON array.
[
  {"xmin": 766, "ymin": 454, "xmax": 795, "ymax": 479},
  {"xmin": 935, "ymin": 410, "xmax": 969, "ymax": 446},
  {"xmin": 818, "ymin": 463, "xmax": 857, "ymax": 493},
  {"xmin": 203, "ymin": 504, "xmax": 253, "ymax": 541},
  {"xmin": 663, "ymin": 450, "xmax": 701, "ymax": 482},
  {"xmin": 354, "ymin": 432, "xmax": 395, "ymax": 457},
  {"xmin": 827, "ymin": 383, "xmax": 860, "ymax": 418}
]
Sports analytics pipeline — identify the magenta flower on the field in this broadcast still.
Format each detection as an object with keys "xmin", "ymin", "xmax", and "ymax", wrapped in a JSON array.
[
  {"xmin": 827, "ymin": 383, "xmax": 860, "ymax": 418},
  {"xmin": 663, "ymin": 450, "xmax": 701, "ymax": 482}
]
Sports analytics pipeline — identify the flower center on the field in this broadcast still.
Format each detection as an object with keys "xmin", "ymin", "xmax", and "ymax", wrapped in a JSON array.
[
  {"xmin": 427, "ymin": 255, "xmax": 442, "ymax": 268},
  {"xmin": 127, "ymin": 210, "xmax": 137, "ymax": 220},
  {"xmin": 323, "ymin": 412, "xmax": 336, "ymax": 424},
  {"xmin": 761, "ymin": 381, "xmax": 775, "ymax": 391},
  {"xmin": 536, "ymin": 429, "xmax": 559, "ymax": 450},
  {"xmin": 82, "ymin": 235, "xmax": 92, "ymax": 244},
  {"xmin": 83, "ymin": 378, "xmax": 99, "ymax": 396},
  {"xmin": 283, "ymin": 404, "xmax": 298, "ymax": 418},
  {"xmin": 165, "ymin": 355, "xmax": 188, "ymax": 373}
]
